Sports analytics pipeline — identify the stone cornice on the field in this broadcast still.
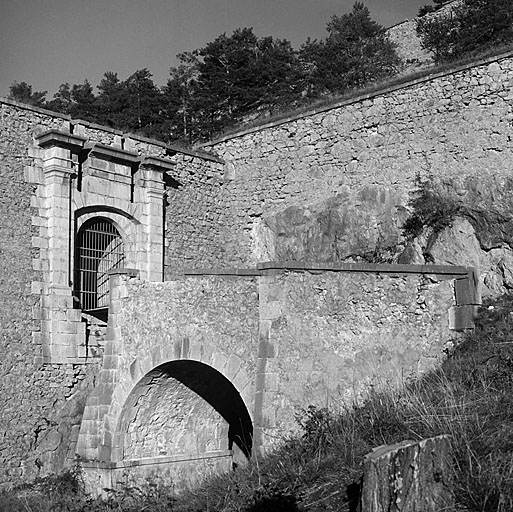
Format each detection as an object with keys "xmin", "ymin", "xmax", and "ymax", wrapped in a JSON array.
[
  {"xmin": 84, "ymin": 143, "xmax": 140, "ymax": 166},
  {"xmin": 35, "ymin": 129, "xmax": 87, "ymax": 151},
  {"xmin": 141, "ymin": 155, "xmax": 176, "ymax": 172}
]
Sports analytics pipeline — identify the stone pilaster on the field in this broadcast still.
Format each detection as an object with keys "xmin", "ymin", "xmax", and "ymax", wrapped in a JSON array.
[
  {"xmin": 138, "ymin": 156, "xmax": 175, "ymax": 282},
  {"xmin": 35, "ymin": 130, "xmax": 88, "ymax": 363}
]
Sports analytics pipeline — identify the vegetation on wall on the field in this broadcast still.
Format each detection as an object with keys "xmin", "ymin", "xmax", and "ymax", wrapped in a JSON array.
[
  {"xmin": 402, "ymin": 176, "xmax": 513, "ymax": 265},
  {"xmin": 2, "ymin": 296, "xmax": 513, "ymax": 510},
  {"xmin": 402, "ymin": 177, "xmax": 463, "ymax": 241},
  {"xmin": 416, "ymin": 0, "xmax": 513, "ymax": 63}
]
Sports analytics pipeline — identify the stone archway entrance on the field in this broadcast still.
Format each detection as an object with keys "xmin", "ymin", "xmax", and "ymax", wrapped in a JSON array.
[
  {"xmin": 116, "ymin": 360, "xmax": 253, "ymax": 463},
  {"xmin": 74, "ymin": 217, "xmax": 125, "ymax": 312},
  {"xmin": 82, "ymin": 359, "xmax": 253, "ymax": 491}
]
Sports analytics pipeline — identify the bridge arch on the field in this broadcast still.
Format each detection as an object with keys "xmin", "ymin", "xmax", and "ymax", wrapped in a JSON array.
[
  {"xmin": 76, "ymin": 336, "xmax": 255, "ymax": 467},
  {"xmin": 111, "ymin": 360, "xmax": 253, "ymax": 465}
]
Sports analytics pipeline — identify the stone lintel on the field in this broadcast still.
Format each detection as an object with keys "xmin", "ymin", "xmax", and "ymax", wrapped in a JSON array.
[
  {"xmin": 85, "ymin": 143, "xmax": 140, "ymax": 166},
  {"xmin": 36, "ymin": 129, "xmax": 87, "ymax": 151}
]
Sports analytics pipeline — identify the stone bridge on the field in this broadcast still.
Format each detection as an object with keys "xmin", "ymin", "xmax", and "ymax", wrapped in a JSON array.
[
  {"xmin": 4, "ymin": 47, "xmax": 510, "ymax": 488},
  {"xmin": 76, "ymin": 262, "xmax": 477, "ymax": 491}
]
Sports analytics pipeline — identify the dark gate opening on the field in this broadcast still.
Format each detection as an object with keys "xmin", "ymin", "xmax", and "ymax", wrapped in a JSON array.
[{"xmin": 74, "ymin": 218, "xmax": 125, "ymax": 312}]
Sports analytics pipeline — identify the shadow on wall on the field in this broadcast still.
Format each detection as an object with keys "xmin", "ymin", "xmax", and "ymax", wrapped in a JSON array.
[
  {"xmin": 166, "ymin": 360, "xmax": 253, "ymax": 458},
  {"xmin": 117, "ymin": 360, "xmax": 253, "ymax": 462}
]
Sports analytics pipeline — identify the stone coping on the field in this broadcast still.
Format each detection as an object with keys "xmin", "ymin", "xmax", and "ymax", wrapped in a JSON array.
[
  {"xmin": 258, "ymin": 261, "xmax": 472, "ymax": 276},
  {"xmin": 0, "ymin": 96, "xmax": 224, "ymax": 164},
  {"xmin": 85, "ymin": 142, "xmax": 140, "ymax": 165},
  {"xmin": 142, "ymin": 155, "xmax": 177, "ymax": 171},
  {"xmin": 81, "ymin": 450, "xmax": 233, "ymax": 470},
  {"xmin": 179, "ymin": 261, "xmax": 471, "ymax": 277},
  {"xmin": 199, "ymin": 47, "xmax": 513, "ymax": 147},
  {"xmin": 181, "ymin": 268, "xmax": 261, "ymax": 277}
]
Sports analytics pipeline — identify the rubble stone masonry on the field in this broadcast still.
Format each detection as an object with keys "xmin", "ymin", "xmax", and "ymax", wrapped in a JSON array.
[
  {"xmin": 0, "ymin": 99, "xmax": 223, "ymax": 483},
  {"xmin": 0, "ymin": 102, "xmax": 90, "ymax": 481},
  {"xmin": 1, "ymin": 47, "xmax": 509, "ymax": 486},
  {"xmin": 203, "ymin": 50, "xmax": 513, "ymax": 271}
]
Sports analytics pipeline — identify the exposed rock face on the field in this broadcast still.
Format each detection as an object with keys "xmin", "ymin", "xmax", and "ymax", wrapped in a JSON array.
[
  {"xmin": 255, "ymin": 175, "xmax": 513, "ymax": 297},
  {"xmin": 404, "ymin": 176, "xmax": 513, "ymax": 296},
  {"xmin": 257, "ymin": 186, "xmax": 410, "ymax": 263}
]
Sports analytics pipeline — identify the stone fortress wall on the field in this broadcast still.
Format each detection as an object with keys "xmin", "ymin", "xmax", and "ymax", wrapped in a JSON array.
[
  {"xmin": 1, "ymin": 45, "xmax": 513, "ymax": 488},
  {"xmin": 202, "ymin": 49, "xmax": 513, "ymax": 297},
  {"xmin": 0, "ymin": 99, "xmax": 223, "ymax": 483}
]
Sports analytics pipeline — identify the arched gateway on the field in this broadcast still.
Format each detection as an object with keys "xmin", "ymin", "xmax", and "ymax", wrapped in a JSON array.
[
  {"xmin": 115, "ymin": 361, "xmax": 253, "ymax": 464},
  {"xmin": 77, "ymin": 353, "xmax": 253, "ymax": 491},
  {"xmin": 75, "ymin": 270, "xmax": 258, "ymax": 493}
]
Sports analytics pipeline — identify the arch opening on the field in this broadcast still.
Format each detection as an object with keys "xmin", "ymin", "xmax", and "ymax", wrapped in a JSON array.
[
  {"xmin": 116, "ymin": 360, "xmax": 253, "ymax": 464},
  {"xmin": 73, "ymin": 216, "xmax": 125, "ymax": 312}
]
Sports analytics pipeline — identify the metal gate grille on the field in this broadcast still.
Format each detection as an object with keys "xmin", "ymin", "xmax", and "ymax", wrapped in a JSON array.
[{"xmin": 75, "ymin": 219, "xmax": 125, "ymax": 311}]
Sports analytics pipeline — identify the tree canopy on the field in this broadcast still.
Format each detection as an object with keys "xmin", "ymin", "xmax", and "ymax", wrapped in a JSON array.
[
  {"xmin": 8, "ymin": 2, "xmax": 402, "ymax": 144},
  {"xmin": 417, "ymin": 0, "xmax": 513, "ymax": 62},
  {"xmin": 299, "ymin": 2, "xmax": 400, "ymax": 97},
  {"xmin": 417, "ymin": 0, "xmax": 446, "ymax": 18},
  {"xmin": 8, "ymin": 82, "xmax": 47, "ymax": 108}
]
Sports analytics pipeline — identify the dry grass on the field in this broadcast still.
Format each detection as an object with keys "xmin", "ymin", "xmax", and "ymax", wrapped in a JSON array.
[{"xmin": 2, "ymin": 295, "xmax": 513, "ymax": 511}]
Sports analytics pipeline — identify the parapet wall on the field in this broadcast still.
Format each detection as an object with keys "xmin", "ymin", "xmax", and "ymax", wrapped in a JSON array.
[{"xmin": 76, "ymin": 262, "xmax": 470, "ymax": 493}]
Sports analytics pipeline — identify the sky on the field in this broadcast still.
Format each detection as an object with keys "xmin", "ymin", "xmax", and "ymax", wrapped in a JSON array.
[{"xmin": 0, "ymin": 0, "xmax": 429, "ymax": 99}]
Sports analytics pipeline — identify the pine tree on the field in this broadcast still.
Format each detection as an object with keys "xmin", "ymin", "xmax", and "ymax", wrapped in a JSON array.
[
  {"xmin": 299, "ymin": 2, "xmax": 400, "ymax": 97},
  {"xmin": 8, "ymin": 82, "xmax": 47, "ymax": 107},
  {"xmin": 193, "ymin": 28, "xmax": 302, "ymax": 140},
  {"xmin": 417, "ymin": 0, "xmax": 513, "ymax": 62},
  {"xmin": 96, "ymin": 72, "xmax": 128, "ymax": 128},
  {"xmin": 69, "ymin": 80, "xmax": 98, "ymax": 121},
  {"xmin": 46, "ymin": 83, "xmax": 73, "ymax": 114}
]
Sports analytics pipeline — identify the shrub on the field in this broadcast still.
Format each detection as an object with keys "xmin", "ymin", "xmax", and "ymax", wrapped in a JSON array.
[{"xmin": 402, "ymin": 177, "xmax": 462, "ymax": 240}]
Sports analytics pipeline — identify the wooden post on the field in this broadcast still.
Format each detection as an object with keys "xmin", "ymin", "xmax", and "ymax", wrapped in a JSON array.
[{"xmin": 360, "ymin": 435, "xmax": 453, "ymax": 512}]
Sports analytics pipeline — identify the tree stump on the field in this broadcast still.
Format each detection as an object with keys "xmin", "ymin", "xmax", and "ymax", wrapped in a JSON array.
[{"xmin": 360, "ymin": 435, "xmax": 453, "ymax": 511}]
